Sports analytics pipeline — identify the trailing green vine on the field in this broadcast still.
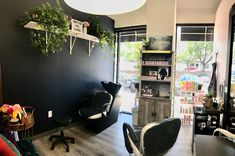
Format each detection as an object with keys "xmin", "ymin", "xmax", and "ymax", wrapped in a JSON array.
[
  {"xmin": 86, "ymin": 16, "xmax": 115, "ymax": 55},
  {"xmin": 21, "ymin": 0, "xmax": 70, "ymax": 55}
]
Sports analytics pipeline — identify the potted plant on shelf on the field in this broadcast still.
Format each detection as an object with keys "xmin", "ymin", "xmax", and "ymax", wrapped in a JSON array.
[
  {"xmin": 142, "ymin": 39, "xmax": 150, "ymax": 50},
  {"xmin": 203, "ymin": 92, "xmax": 214, "ymax": 109},
  {"xmin": 21, "ymin": 0, "xmax": 70, "ymax": 55},
  {"xmin": 86, "ymin": 16, "xmax": 115, "ymax": 55}
]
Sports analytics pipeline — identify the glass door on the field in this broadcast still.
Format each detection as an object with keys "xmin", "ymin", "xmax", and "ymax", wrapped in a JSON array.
[{"xmin": 115, "ymin": 28, "xmax": 146, "ymax": 114}]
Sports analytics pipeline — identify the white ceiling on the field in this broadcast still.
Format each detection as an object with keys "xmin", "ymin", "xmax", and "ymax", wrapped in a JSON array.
[
  {"xmin": 109, "ymin": 0, "xmax": 222, "ymax": 27},
  {"xmin": 177, "ymin": 0, "xmax": 221, "ymax": 10}
]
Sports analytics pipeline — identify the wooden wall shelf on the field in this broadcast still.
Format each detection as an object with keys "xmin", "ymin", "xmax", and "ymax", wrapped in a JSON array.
[
  {"xmin": 24, "ymin": 21, "xmax": 99, "ymax": 56},
  {"xmin": 141, "ymin": 78, "xmax": 171, "ymax": 82},
  {"xmin": 142, "ymin": 64, "xmax": 172, "ymax": 67},
  {"xmin": 142, "ymin": 50, "xmax": 172, "ymax": 54}
]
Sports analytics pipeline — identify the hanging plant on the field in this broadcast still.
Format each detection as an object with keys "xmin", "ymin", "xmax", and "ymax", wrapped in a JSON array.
[
  {"xmin": 86, "ymin": 16, "xmax": 115, "ymax": 55},
  {"xmin": 21, "ymin": 0, "xmax": 70, "ymax": 55}
]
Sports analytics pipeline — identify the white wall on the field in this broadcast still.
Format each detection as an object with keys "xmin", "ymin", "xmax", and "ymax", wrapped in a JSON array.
[
  {"xmin": 146, "ymin": 0, "xmax": 176, "ymax": 36},
  {"xmin": 176, "ymin": 0, "xmax": 221, "ymax": 23},
  {"xmin": 110, "ymin": 0, "xmax": 220, "ymax": 53},
  {"xmin": 213, "ymin": 0, "xmax": 235, "ymax": 97},
  {"xmin": 176, "ymin": 8, "xmax": 216, "ymax": 23},
  {"xmin": 110, "ymin": 0, "xmax": 220, "ymax": 28},
  {"xmin": 109, "ymin": 4, "xmax": 147, "ymax": 28}
]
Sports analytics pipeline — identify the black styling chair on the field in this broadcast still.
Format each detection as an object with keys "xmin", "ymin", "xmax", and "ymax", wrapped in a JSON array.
[
  {"xmin": 123, "ymin": 118, "xmax": 181, "ymax": 156},
  {"xmin": 78, "ymin": 81, "xmax": 122, "ymax": 133}
]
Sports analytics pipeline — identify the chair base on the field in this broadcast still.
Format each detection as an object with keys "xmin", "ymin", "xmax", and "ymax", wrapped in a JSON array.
[{"xmin": 49, "ymin": 130, "xmax": 75, "ymax": 152}]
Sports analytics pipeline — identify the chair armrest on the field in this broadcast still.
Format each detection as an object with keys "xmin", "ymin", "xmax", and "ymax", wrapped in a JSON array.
[
  {"xmin": 100, "ymin": 103, "xmax": 111, "ymax": 117},
  {"xmin": 123, "ymin": 123, "xmax": 139, "ymax": 154},
  {"xmin": 213, "ymin": 128, "xmax": 235, "ymax": 140}
]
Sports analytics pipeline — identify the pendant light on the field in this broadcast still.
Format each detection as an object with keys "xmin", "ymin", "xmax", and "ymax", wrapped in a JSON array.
[{"xmin": 64, "ymin": 0, "xmax": 146, "ymax": 15}]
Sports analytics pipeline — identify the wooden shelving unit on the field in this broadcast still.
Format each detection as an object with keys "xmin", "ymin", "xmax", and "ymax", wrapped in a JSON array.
[
  {"xmin": 24, "ymin": 21, "xmax": 99, "ymax": 56},
  {"xmin": 142, "ymin": 64, "xmax": 172, "ymax": 67},
  {"xmin": 141, "ymin": 79, "xmax": 171, "ymax": 82},
  {"xmin": 137, "ymin": 50, "xmax": 175, "ymax": 127},
  {"xmin": 139, "ymin": 50, "xmax": 174, "ymax": 98},
  {"xmin": 142, "ymin": 50, "xmax": 172, "ymax": 54},
  {"xmin": 140, "ymin": 96, "xmax": 171, "ymax": 100}
]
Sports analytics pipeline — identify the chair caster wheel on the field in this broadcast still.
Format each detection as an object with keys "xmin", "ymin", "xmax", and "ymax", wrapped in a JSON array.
[{"xmin": 66, "ymin": 148, "xmax": 69, "ymax": 152}]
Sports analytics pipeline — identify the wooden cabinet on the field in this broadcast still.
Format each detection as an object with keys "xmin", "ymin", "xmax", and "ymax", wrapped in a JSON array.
[
  {"xmin": 137, "ymin": 50, "xmax": 174, "ymax": 127},
  {"xmin": 138, "ymin": 98, "xmax": 154, "ymax": 127},
  {"xmin": 138, "ymin": 98, "xmax": 171, "ymax": 127}
]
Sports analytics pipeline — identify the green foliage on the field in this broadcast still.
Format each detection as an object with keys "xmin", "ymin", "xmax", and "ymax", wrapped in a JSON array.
[
  {"xmin": 142, "ymin": 39, "xmax": 150, "ymax": 50},
  {"xmin": 120, "ymin": 42, "xmax": 142, "ymax": 70},
  {"xmin": 204, "ymin": 92, "xmax": 214, "ymax": 98},
  {"xmin": 21, "ymin": 0, "xmax": 69, "ymax": 55},
  {"xmin": 120, "ymin": 42, "xmax": 142, "ymax": 61},
  {"xmin": 86, "ymin": 16, "xmax": 115, "ymax": 55},
  {"xmin": 177, "ymin": 41, "xmax": 213, "ymax": 71}
]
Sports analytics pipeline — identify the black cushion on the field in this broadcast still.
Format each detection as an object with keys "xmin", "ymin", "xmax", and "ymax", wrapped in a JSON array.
[
  {"xmin": 143, "ymin": 118, "xmax": 181, "ymax": 156},
  {"xmin": 123, "ymin": 118, "xmax": 181, "ymax": 156},
  {"xmin": 79, "ymin": 107, "xmax": 102, "ymax": 119},
  {"xmin": 92, "ymin": 91, "xmax": 112, "ymax": 108},
  {"xmin": 79, "ymin": 91, "xmax": 112, "ymax": 120}
]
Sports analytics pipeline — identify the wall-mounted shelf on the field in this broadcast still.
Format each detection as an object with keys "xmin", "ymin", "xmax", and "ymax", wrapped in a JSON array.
[
  {"xmin": 142, "ymin": 64, "xmax": 172, "ymax": 67},
  {"xmin": 142, "ymin": 50, "xmax": 172, "ymax": 54},
  {"xmin": 140, "ymin": 96, "xmax": 171, "ymax": 100},
  {"xmin": 24, "ymin": 21, "xmax": 99, "ymax": 56},
  {"xmin": 141, "ymin": 78, "xmax": 171, "ymax": 82}
]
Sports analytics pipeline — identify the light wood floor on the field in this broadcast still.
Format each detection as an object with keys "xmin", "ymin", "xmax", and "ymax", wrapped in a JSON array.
[{"xmin": 33, "ymin": 114, "xmax": 193, "ymax": 156}]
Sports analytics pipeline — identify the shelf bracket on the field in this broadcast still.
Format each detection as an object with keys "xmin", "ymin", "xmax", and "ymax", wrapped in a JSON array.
[
  {"xmin": 24, "ymin": 21, "xmax": 100, "ymax": 56},
  {"xmin": 69, "ymin": 36, "xmax": 77, "ymax": 55},
  {"xmin": 88, "ymin": 40, "xmax": 96, "ymax": 56}
]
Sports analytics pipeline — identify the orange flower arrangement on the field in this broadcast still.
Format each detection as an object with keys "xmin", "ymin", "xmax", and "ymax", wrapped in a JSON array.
[{"xmin": 0, "ymin": 104, "xmax": 24, "ymax": 122}]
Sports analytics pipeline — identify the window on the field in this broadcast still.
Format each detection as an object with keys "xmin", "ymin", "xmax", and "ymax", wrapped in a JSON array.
[
  {"xmin": 174, "ymin": 25, "xmax": 214, "ymax": 125},
  {"xmin": 114, "ymin": 26, "xmax": 146, "ymax": 113}
]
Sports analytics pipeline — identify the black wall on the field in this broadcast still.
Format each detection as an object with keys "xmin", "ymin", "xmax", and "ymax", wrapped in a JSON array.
[{"xmin": 0, "ymin": 0, "xmax": 114, "ymax": 134}]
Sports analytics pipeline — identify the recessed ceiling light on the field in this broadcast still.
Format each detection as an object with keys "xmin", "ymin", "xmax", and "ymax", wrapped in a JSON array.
[{"xmin": 64, "ymin": 0, "xmax": 146, "ymax": 15}]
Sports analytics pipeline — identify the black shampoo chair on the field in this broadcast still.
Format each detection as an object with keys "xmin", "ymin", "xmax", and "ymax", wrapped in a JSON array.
[
  {"xmin": 78, "ymin": 81, "xmax": 121, "ymax": 133},
  {"xmin": 123, "ymin": 118, "xmax": 181, "ymax": 156},
  {"xmin": 79, "ymin": 91, "xmax": 113, "ymax": 119}
]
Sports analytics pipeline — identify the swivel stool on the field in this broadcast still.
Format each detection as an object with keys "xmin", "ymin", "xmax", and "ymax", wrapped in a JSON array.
[{"xmin": 49, "ymin": 115, "xmax": 75, "ymax": 152}]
